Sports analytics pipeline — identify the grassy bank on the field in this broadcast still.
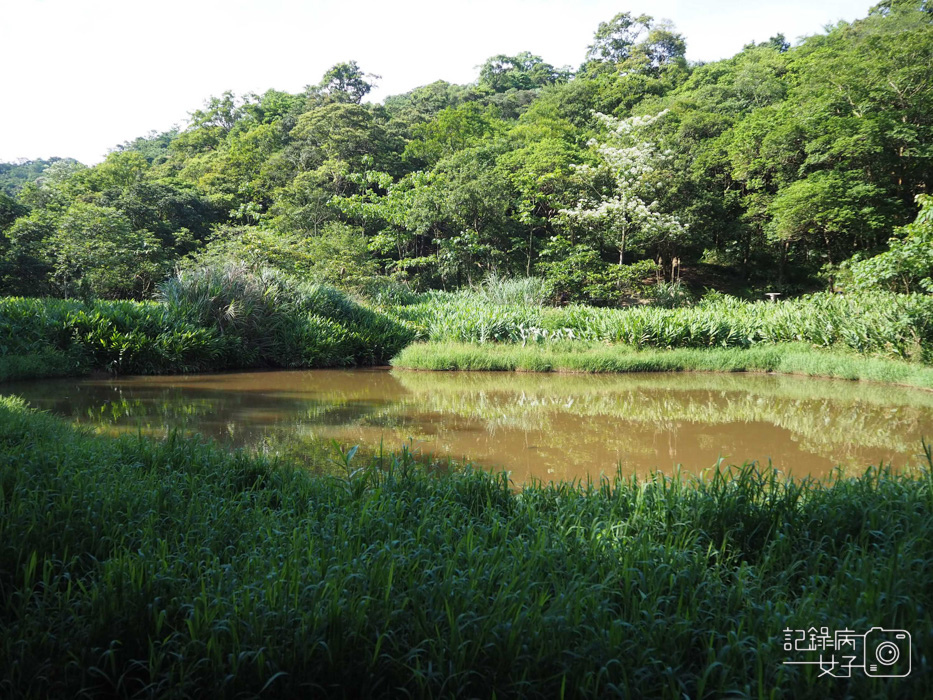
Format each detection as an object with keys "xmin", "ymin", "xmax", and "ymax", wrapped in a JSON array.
[
  {"xmin": 1, "ymin": 397, "xmax": 931, "ymax": 698},
  {"xmin": 5, "ymin": 276, "xmax": 933, "ymax": 386},
  {"xmin": 0, "ymin": 265, "xmax": 416, "ymax": 381},
  {"xmin": 392, "ymin": 341, "xmax": 933, "ymax": 390}
]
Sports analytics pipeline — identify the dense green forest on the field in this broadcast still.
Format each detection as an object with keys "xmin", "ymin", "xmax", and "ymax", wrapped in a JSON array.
[{"xmin": 1, "ymin": 0, "xmax": 931, "ymax": 304}]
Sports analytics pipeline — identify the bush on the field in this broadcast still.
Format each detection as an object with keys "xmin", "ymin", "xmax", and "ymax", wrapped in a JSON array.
[
  {"xmin": 648, "ymin": 281, "xmax": 695, "ymax": 308},
  {"xmin": 0, "ymin": 264, "xmax": 417, "ymax": 378},
  {"xmin": 841, "ymin": 194, "xmax": 933, "ymax": 294},
  {"xmin": 180, "ymin": 222, "xmax": 387, "ymax": 296},
  {"xmin": 537, "ymin": 237, "xmax": 656, "ymax": 305}
]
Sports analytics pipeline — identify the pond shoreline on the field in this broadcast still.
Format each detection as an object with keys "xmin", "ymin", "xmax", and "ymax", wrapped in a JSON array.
[
  {"xmin": 396, "ymin": 358, "xmax": 933, "ymax": 380},
  {"xmin": 397, "ymin": 363, "xmax": 933, "ymax": 393},
  {"xmin": 2, "ymin": 394, "xmax": 931, "ymax": 697},
  {"xmin": 8, "ymin": 363, "xmax": 933, "ymax": 483},
  {"xmin": 391, "ymin": 341, "xmax": 933, "ymax": 392},
  {"xmin": 7, "ymin": 342, "xmax": 933, "ymax": 394}
]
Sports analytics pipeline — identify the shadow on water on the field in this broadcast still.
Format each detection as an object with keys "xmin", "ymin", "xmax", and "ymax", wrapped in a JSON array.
[{"xmin": 5, "ymin": 368, "xmax": 933, "ymax": 485}]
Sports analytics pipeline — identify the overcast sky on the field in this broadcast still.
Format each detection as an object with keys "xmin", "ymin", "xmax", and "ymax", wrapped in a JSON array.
[{"xmin": 0, "ymin": 0, "xmax": 875, "ymax": 165}]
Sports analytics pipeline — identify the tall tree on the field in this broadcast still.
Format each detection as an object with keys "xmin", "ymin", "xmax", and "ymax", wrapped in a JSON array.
[
  {"xmin": 561, "ymin": 111, "xmax": 686, "ymax": 265},
  {"xmin": 478, "ymin": 52, "xmax": 569, "ymax": 92},
  {"xmin": 584, "ymin": 12, "xmax": 653, "ymax": 65},
  {"xmin": 312, "ymin": 61, "xmax": 380, "ymax": 104}
]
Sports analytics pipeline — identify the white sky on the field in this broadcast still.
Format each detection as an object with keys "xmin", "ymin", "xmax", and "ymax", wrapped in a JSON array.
[{"xmin": 0, "ymin": 0, "xmax": 874, "ymax": 165}]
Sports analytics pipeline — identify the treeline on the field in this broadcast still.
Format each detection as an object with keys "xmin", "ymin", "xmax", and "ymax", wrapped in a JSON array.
[{"xmin": 0, "ymin": 0, "xmax": 931, "ymax": 303}]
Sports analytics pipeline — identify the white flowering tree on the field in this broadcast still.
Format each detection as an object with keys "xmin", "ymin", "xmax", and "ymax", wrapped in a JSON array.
[{"xmin": 561, "ymin": 110, "xmax": 686, "ymax": 265}]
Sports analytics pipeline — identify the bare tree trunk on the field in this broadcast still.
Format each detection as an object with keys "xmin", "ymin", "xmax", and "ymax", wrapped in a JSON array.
[
  {"xmin": 527, "ymin": 227, "xmax": 533, "ymax": 276},
  {"xmin": 823, "ymin": 230, "xmax": 834, "ymax": 267}
]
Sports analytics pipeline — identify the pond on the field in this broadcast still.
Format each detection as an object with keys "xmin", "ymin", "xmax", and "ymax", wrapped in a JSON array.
[{"xmin": 5, "ymin": 369, "xmax": 933, "ymax": 484}]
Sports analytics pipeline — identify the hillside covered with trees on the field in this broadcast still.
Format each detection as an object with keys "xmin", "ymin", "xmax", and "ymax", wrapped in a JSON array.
[{"xmin": 1, "ymin": 0, "xmax": 930, "ymax": 304}]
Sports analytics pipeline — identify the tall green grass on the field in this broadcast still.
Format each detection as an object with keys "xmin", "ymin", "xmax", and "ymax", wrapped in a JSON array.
[
  {"xmin": 5, "ymin": 280, "xmax": 932, "ymax": 381},
  {"xmin": 391, "ymin": 291, "xmax": 933, "ymax": 361},
  {"xmin": 1, "ymin": 396, "xmax": 931, "ymax": 697},
  {"xmin": 162, "ymin": 264, "xmax": 417, "ymax": 367},
  {"xmin": 0, "ymin": 296, "xmax": 221, "ymax": 378},
  {"xmin": 0, "ymin": 264, "xmax": 416, "ymax": 379}
]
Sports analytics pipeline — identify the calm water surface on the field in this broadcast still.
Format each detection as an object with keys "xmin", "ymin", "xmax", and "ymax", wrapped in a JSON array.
[{"xmin": 6, "ymin": 369, "xmax": 933, "ymax": 484}]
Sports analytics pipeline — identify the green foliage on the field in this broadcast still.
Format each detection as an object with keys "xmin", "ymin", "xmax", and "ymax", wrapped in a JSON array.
[
  {"xmin": 0, "ymin": 296, "xmax": 221, "ymax": 375},
  {"xmin": 99, "ymin": 180, "xmax": 220, "ymax": 250},
  {"xmin": 290, "ymin": 103, "xmax": 397, "ymax": 175},
  {"xmin": 477, "ymin": 273, "xmax": 553, "ymax": 307},
  {"xmin": 393, "ymin": 289, "xmax": 933, "ymax": 361},
  {"xmin": 184, "ymin": 222, "xmax": 383, "ymax": 294},
  {"xmin": 2, "ymin": 203, "xmax": 167, "ymax": 300},
  {"xmin": 0, "ymin": 265, "xmax": 416, "ymax": 378},
  {"xmin": 581, "ymin": 11, "xmax": 687, "ymax": 85},
  {"xmin": 312, "ymin": 60, "xmax": 380, "ymax": 104},
  {"xmin": 114, "ymin": 128, "xmax": 179, "ymax": 165},
  {"xmin": 45, "ymin": 202, "xmax": 167, "ymax": 299},
  {"xmin": 160, "ymin": 263, "xmax": 302, "ymax": 365},
  {"xmin": 393, "ymin": 340, "xmax": 933, "ymax": 387},
  {"xmin": 292, "ymin": 222, "xmax": 384, "ymax": 290},
  {"xmin": 0, "ymin": 158, "xmax": 82, "ymax": 196},
  {"xmin": 2, "ymin": 5, "xmax": 932, "ymax": 300},
  {"xmin": 11, "ymin": 284, "xmax": 929, "ymax": 381},
  {"xmin": 2, "ymin": 397, "xmax": 933, "ymax": 697},
  {"xmin": 1, "ymin": 210, "xmax": 52, "ymax": 295},
  {"xmin": 647, "ymin": 280, "xmax": 695, "ymax": 308},
  {"xmin": 843, "ymin": 194, "xmax": 933, "ymax": 293},
  {"xmin": 269, "ymin": 167, "xmax": 342, "ymax": 235},
  {"xmin": 538, "ymin": 237, "xmax": 657, "ymax": 304},
  {"xmin": 0, "ymin": 348, "xmax": 81, "ymax": 382},
  {"xmin": 477, "ymin": 52, "xmax": 569, "ymax": 92},
  {"xmin": 160, "ymin": 263, "xmax": 414, "ymax": 367},
  {"xmin": 584, "ymin": 11, "xmax": 654, "ymax": 65},
  {"xmin": 403, "ymin": 102, "xmax": 506, "ymax": 165},
  {"xmin": 768, "ymin": 170, "xmax": 891, "ymax": 267},
  {"xmin": 0, "ymin": 192, "xmax": 27, "ymax": 231}
]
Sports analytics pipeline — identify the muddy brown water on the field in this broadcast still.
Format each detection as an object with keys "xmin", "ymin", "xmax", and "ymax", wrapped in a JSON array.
[{"xmin": 5, "ymin": 369, "xmax": 933, "ymax": 484}]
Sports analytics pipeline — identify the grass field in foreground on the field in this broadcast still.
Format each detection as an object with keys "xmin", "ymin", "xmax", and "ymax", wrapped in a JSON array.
[
  {"xmin": 391, "ymin": 341, "xmax": 933, "ymax": 390},
  {"xmin": 1, "ymin": 396, "xmax": 931, "ymax": 698}
]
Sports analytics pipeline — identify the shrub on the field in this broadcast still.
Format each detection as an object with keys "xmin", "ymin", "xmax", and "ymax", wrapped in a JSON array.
[
  {"xmin": 841, "ymin": 194, "xmax": 933, "ymax": 294},
  {"xmin": 0, "ymin": 264, "xmax": 417, "ymax": 378}
]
